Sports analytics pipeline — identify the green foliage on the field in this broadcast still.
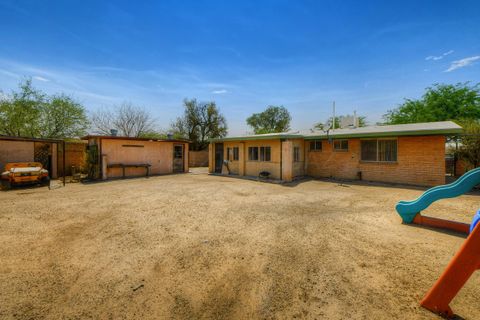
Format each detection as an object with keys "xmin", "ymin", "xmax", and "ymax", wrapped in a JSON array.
[
  {"xmin": 40, "ymin": 94, "xmax": 89, "ymax": 138},
  {"xmin": 314, "ymin": 115, "xmax": 366, "ymax": 130},
  {"xmin": 384, "ymin": 83, "xmax": 480, "ymax": 124},
  {"xmin": 0, "ymin": 79, "xmax": 89, "ymax": 138},
  {"xmin": 137, "ymin": 130, "xmax": 167, "ymax": 139},
  {"xmin": 246, "ymin": 105, "xmax": 291, "ymax": 134},
  {"xmin": 171, "ymin": 98, "xmax": 227, "ymax": 150},
  {"xmin": 456, "ymin": 120, "xmax": 480, "ymax": 169}
]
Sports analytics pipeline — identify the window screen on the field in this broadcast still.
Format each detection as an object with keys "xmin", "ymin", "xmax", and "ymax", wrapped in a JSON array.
[
  {"xmin": 310, "ymin": 140, "xmax": 322, "ymax": 151},
  {"xmin": 248, "ymin": 147, "xmax": 258, "ymax": 161},
  {"xmin": 333, "ymin": 140, "xmax": 348, "ymax": 151}
]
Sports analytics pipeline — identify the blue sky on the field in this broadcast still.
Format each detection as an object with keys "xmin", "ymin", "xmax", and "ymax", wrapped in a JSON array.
[{"xmin": 0, "ymin": 0, "xmax": 479, "ymax": 135}]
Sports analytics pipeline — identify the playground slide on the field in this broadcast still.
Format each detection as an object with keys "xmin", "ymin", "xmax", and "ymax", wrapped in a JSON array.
[{"xmin": 396, "ymin": 167, "xmax": 480, "ymax": 224}]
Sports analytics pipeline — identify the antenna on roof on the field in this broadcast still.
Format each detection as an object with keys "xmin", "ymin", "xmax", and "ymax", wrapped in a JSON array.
[{"xmin": 332, "ymin": 101, "xmax": 336, "ymax": 131}]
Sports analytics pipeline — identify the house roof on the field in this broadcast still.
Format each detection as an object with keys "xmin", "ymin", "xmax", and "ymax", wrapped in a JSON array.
[
  {"xmin": 81, "ymin": 135, "xmax": 190, "ymax": 143},
  {"xmin": 303, "ymin": 121, "xmax": 462, "ymax": 139},
  {"xmin": 210, "ymin": 132, "xmax": 304, "ymax": 142},
  {"xmin": 0, "ymin": 135, "xmax": 64, "ymax": 143},
  {"xmin": 210, "ymin": 121, "xmax": 462, "ymax": 142}
]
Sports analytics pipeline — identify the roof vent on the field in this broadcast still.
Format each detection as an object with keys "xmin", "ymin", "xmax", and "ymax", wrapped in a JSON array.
[
  {"xmin": 167, "ymin": 132, "xmax": 173, "ymax": 140},
  {"xmin": 110, "ymin": 129, "xmax": 118, "ymax": 136}
]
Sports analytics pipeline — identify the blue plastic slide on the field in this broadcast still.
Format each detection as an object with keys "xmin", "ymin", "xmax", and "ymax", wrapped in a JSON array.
[{"xmin": 396, "ymin": 167, "xmax": 480, "ymax": 223}]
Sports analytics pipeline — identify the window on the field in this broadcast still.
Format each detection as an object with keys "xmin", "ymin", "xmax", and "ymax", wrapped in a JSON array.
[
  {"xmin": 361, "ymin": 139, "xmax": 397, "ymax": 162},
  {"xmin": 260, "ymin": 146, "xmax": 271, "ymax": 161},
  {"xmin": 248, "ymin": 146, "xmax": 270, "ymax": 161},
  {"xmin": 333, "ymin": 140, "xmax": 348, "ymax": 151},
  {"xmin": 233, "ymin": 147, "xmax": 239, "ymax": 161},
  {"xmin": 226, "ymin": 147, "xmax": 239, "ymax": 161},
  {"xmin": 309, "ymin": 140, "xmax": 322, "ymax": 151},
  {"xmin": 174, "ymin": 145, "xmax": 183, "ymax": 159},
  {"xmin": 293, "ymin": 146, "xmax": 300, "ymax": 162},
  {"xmin": 248, "ymin": 147, "xmax": 259, "ymax": 161}
]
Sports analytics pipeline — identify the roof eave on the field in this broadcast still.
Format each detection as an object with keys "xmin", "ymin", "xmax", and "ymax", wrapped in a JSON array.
[
  {"xmin": 304, "ymin": 128, "xmax": 463, "ymax": 140},
  {"xmin": 210, "ymin": 134, "xmax": 302, "ymax": 142}
]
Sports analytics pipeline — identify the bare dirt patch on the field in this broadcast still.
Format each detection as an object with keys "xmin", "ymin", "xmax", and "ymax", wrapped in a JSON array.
[{"xmin": 0, "ymin": 174, "xmax": 479, "ymax": 319}]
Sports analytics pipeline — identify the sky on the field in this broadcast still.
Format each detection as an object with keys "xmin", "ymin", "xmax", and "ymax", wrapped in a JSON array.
[{"xmin": 0, "ymin": 0, "xmax": 479, "ymax": 135}]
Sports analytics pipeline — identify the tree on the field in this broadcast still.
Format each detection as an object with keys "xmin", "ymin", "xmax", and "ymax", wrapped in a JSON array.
[
  {"xmin": 246, "ymin": 105, "xmax": 291, "ymax": 134},
  {"xmin": 0, "ymin": 79, "xmax": 89, "ymax": 138},
  {"xmin": 456, "ymin": 120, "xmax": 480, "ymax": 169},
  {"xmin": 171, "ymin": 98, "xmax": 227, "ymax": 151},
  {"xmin": 314, "ymin": 114, "xmax": 367, "ymax": 130},
  {"xmin": 40, "ymin": 94, "xmax": 89, "ymax": 138},
  {"xmin": 384, "ymin": 83, "xmax": 480, "ymax": 124},
  {"xmin": 90, "ymin": 102, "xmax": 156, "ymax": 137}
]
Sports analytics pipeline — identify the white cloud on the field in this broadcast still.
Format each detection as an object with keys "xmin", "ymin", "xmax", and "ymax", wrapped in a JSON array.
[
  {"xmin": 212, "ymin": 89, "xmax": 227, "ymax": 94},
  {"xmin": 425, "ymin": 50, "xmax": 454, "ymax": 61},
  {"xmin": 33, "ymin": 75, "xmax": 50, "ymax": 82},
  {"xmin": 445, "ymin": 56, "xmax": 480, "ymax": 72}
]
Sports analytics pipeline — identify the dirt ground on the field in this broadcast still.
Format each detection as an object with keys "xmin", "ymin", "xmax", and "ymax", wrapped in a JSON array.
[{"xmin": 1, "ymin": 171, "xmax": 479, "ymax": 319}]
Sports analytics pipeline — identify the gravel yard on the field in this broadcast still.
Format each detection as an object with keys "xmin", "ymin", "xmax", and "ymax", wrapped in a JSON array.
[{"xmin": 1, "ymin": 172, "xmax": 479, "ymax": 319}]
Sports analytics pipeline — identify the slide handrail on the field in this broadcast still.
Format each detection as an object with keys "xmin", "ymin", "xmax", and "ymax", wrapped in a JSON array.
[{"xmin": 396, "ymin": 167, "xmax": 480, "ymax": 223}]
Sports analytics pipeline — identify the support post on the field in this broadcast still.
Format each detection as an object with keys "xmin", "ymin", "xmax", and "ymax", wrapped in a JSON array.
[{"xmin": 421, "ymin": 223, "xmax": 480, "ymax": 317}]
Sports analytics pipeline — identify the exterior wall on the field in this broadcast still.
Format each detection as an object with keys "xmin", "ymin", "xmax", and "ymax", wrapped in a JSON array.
[
  {"xmin": 57, "ymin": 141, "xmax": 87, "ymax": 176},
  {"xmin": 292, "ymin": 139, "xmax": 305, "ymax": 178},
  {"xmin": 208, "ymin": 143, "xmax": 214, "ymax": 173},
  {"xmin": 307, "ymin": 136, "xmax": 446, "ymax": 186},
  {"xmin": 189, "ymin": 150, "xmax": 209, "ymax": 167},
  {"xmin": 223, "ymin": 141, "xmax": 241, "ymax": 175},
  {"xmin": 0, "ymin": 141, "xmax": 35, "ymax": 171},
  {"xmin": 100, "ymin": 139, "xmax": 188, "ymax": 179},
  {"xmin": 244, "ymin": 139, "xmax": 282, "ymax": 179},
  {"xmin": 210, "ymin": 139, "xmax": 283, "ymax": 179}
]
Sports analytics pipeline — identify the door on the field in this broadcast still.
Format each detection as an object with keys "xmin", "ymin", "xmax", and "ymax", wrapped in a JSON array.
[
  {"xmin": 214, "ymin": 143, "xmax": 223, "ymax": 173},
  {"xmin": 173, "ymin": 144, "xmax": 184, "ymax": 173}
]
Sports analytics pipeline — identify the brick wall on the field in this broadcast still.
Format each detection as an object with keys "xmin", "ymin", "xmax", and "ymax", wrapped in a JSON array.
[
  {"xmin": 188, "ymin": 150, "xmax": 209, "ymax": 167},
  {"xmin": 307, "ymin": 136, "xmax": 446, "ymax": 186}
]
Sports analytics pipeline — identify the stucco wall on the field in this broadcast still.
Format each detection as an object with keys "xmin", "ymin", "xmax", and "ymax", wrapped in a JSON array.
[
  {"xmin": 189, "ymin": 150, "xmax": 209, "ymax": 167},
  {"xmin": 291, "ymin": 139, "xmax": 305, "ymax": 178},
  {"xmin": 244, "ymin": 139, "xmax": 282, "ymax": 179},
  {"xmin": 0, "ymin": 141, "xmax": 35, "ymax": 171},
  {"xmin": 100, "ymin": 139, "xmax": 187, "ymax": 178},
  {"xmin": 307, "ymin": 136, "xmax": 446, "ymax": 186}
]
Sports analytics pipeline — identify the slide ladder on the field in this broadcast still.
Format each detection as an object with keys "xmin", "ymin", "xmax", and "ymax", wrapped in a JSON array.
[
  {"xmin": 420, "ymin": 211, "xmax": 480, "ymax": 318},
  {"xmin": 396, "ymin": 167, "xmax": 480, "ymax": 225}
]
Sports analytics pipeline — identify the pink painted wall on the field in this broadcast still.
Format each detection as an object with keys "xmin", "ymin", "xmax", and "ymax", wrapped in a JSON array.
[{"xmin": 100, "ymin": 139, "xmax": 188, "ymax": 178}]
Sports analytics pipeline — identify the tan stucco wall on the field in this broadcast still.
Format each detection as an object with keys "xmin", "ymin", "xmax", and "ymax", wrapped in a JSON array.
[
  {"xmin": 306, "ymin": 136, "xmax": 446, "ymax": 186},
  {"xmin": 244, "ymin": 139, "xmax": 282, "ymax": 179},
  {"xmin": 0, "ymin": 141, "xmax": 35, "ymax": 171},
  {"xmin": 209, "ymin": 139, "xmax": 283, "ymax": 179},
  {"xmin": 100, "ymin": 139, "xmax": 188, "ymax": 178},
  {"xmin": 291, "ymin": 139, "xmax": 305, "ymax": 178}
]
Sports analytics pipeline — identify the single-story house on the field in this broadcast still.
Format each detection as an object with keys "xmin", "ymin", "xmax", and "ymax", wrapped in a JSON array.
[
  {"xmin": 208, "ymin": 121, "xmax": 462, "ymax": 186},
  {"xmin": 82, "ymin": 135, "xmax": 190, "ymax": 180},
  {"xmin": 0, "ymin": 135, "xmax": 65, "ymax": 180}
]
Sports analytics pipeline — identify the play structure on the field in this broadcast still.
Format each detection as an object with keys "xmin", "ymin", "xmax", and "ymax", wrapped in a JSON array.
[
  {"xmin": 395, "ymin": 167, "xmax": 480, "ymax": 318},
  {"xmin": 396, "ymin": 166, "xmax": 480, "ymax": 233}
]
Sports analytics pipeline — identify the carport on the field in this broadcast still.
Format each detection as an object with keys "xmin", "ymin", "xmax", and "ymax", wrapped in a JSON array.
[{"xmin": 0, "ymin": 135, "xmax": 66, "ymax": 185}]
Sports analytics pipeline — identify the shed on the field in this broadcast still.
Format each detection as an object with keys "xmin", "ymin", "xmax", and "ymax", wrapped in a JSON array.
[{"xmin": 81, "ymin": 135, "xmax": 190, "ymax": 180}]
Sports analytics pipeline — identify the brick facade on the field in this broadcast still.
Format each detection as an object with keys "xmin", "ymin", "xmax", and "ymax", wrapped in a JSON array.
[{"xmin": 307, "ymin": 136, "xmax": 446, "ymax": 186}]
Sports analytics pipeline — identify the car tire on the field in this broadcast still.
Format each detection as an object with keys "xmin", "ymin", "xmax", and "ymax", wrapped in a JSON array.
[{"xmin": 1, "ymin": 180, "xmax": 12, "ymax": 190}]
